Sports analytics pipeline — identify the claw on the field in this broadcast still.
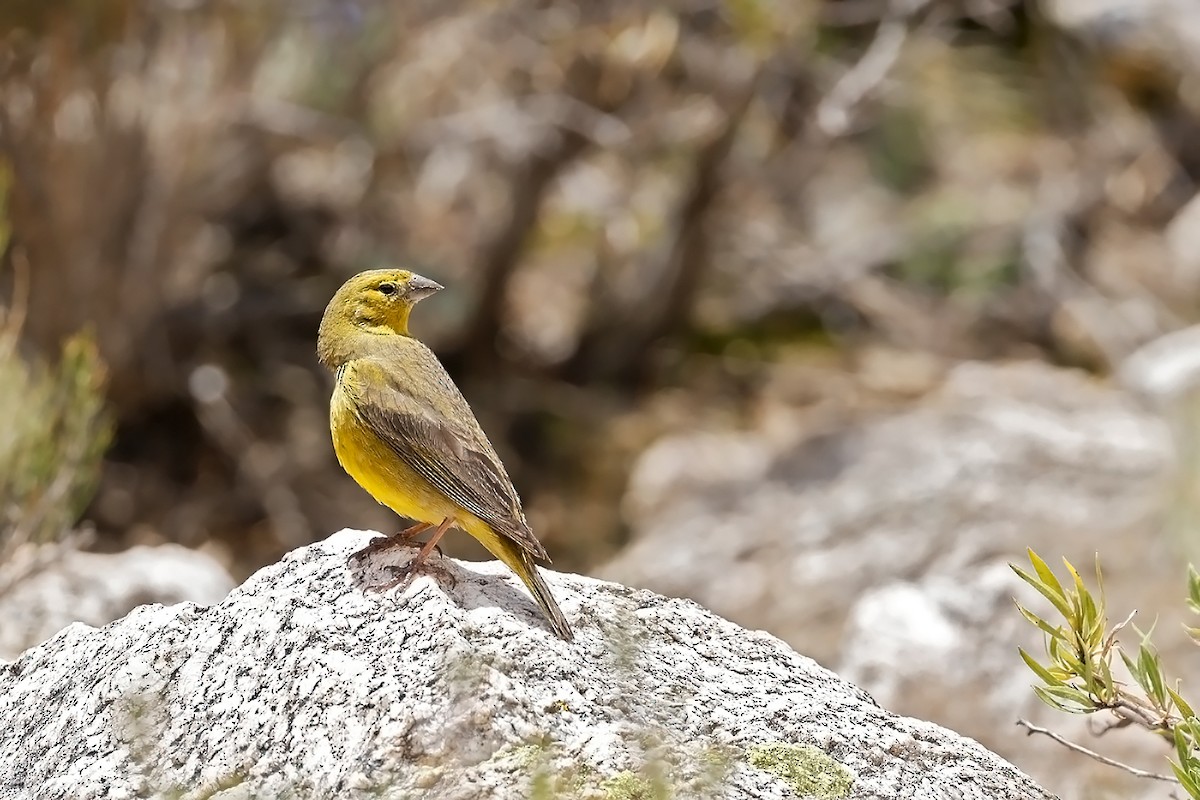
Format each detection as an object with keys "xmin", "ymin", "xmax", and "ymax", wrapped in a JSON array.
[
  {"xmin": 367, "ymin": 563, "xmax": 420, "ymax": 594},
  {"xmin": 349, "ymin": 521, "xmax": 433, "ymax": 563},
  {"xmin": 353, "ymin": 516, "xmax": 457, "ymax": 596},
  {"xmin": 365, "ymin": 554, "xmax": 458, "ymax": 595}
]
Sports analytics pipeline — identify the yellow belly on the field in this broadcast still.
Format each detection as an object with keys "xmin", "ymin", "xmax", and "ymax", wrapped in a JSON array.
[
  {"xmin": 329, "ymin": 384, "xmax": 498, "ymax": 546},
  {"xmin": 332, "ymin": 412, "xmax": 448, "ymax": 521}
]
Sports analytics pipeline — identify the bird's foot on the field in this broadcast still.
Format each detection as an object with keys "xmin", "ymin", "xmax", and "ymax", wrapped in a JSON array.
[
  {"xmin": 350, "ymin": 521, "xmax": 433, "ymax": 564},
  {"xmin": 350, "ymin": 536, "xmax": 407, "ymax": 564},
  {"xmin": 355, "ymin": 516, "xmax": 457, "ymax": 596},
  {"xmin": 368, "ymin": 562, "xmax": 418, "ymax": 595},
  {"xmin": 367, "ymin": 556, "xmax": 458, "ymax": 595}
]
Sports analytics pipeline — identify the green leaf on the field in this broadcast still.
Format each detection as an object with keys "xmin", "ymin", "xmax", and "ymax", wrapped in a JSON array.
[
  {"xmin": 1034, "ymin": 684, "xmax": 1097, "ymax": 713},
  {"xmin": 1141, "ymin": 644, "xmax": 1167, "ymax": 707},
  {"xmin": 1031, "ymin": 686, "xmax": 1084, "ymax": 714},
  {"xmin": 1062, "ymin": 558, "xmax": 1106, "ymax": 648},
  {"xmin": 1119, "ymin": 649, "xmax": 1141, "ymax": 687},
  {"xmin": 1018, "ymin": 647, "xmax": 1065, "ymax": 687},
  {"xmin": 1030, "ymin": 549, "xmax": 1066, "ymax": 596},
  {"xmin": 1083, "ymin": 602, "xmax": 1107, "ymax": 647},
  {"xmin": 1012, "ymin": 555, "xmax": 1074, "ymax": 621},
  {"xmin": 1015, "ymin": 604, "xmax": 1066, "ymax": 640},
  {"xmin": 1054, "ymin": 645, "xmax": 1086, "ymax": 677},
  {"xmin": 1171, "ymin": 687, "xmax": 1195, "ymax": 719},
  {"xmin": 1172, "ymin": 761, "xmax": 1200, "ymax": 800},
  {"xmin": 1065, "ymin": 558, "xmax": 1088, "ymax": 602},
  {"xmin": 1096, "ymin": 658, "xmax": 1117, "ymax": 702},
  {"xmin": 1188, "ymin": 565, "xmax": 1200, "ymax": 615}
]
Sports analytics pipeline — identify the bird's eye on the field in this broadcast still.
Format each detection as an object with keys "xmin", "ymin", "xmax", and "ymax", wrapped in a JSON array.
[{"xmin": 378, "ymin": 282, "xmax": 397, "ymax": 296}]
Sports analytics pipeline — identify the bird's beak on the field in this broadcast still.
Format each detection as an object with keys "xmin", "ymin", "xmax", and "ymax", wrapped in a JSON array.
[{"xmin": 407, "ymin": 274, "xmax": 443, "ymax": 301}]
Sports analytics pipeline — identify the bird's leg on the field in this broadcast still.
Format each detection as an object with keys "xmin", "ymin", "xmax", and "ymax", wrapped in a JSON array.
[
  {"xmin": 372, "ymin": 516, "xmax": 457, "ymax": 594},
  {"xmin": 350, "ymin": 521, "xmax": 432, "ymax": 563}
]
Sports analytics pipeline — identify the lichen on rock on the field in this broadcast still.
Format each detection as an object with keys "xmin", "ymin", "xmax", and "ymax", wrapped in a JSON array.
[{"xmin": 748, "ymin": 742, "xmax": 854, "ymax": 798}]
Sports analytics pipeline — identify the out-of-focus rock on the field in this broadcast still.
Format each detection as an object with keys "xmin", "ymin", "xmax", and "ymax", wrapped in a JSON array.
[
  {"xmin": 0, "ymin": 544, "xmax": 235, "ymax": 661},
  {"xmin": 1046, "ymin": 0, "xmax": 1200, "ymax": 73},
  {"xmin": 838, "ymin": 563, "xmax": 1028, "ymax": 712},
  {"xmin": 1166, "ymin": 193, "xmax": 1200, "ymax": 289},
  {"xmin": 0, "ymin": 529, "xmax": 1052, "ymax": 800},
  {"xmin": 608, "ymin": 361, "xmax": 1169, "ymax": 650},
  {"xmin": 605, "ymin": 360, "xmax": 1178, "ymax": 798},
  {"xmin": 1120, "ymin": 323, "xmax": 1200, "ymax": 403}
]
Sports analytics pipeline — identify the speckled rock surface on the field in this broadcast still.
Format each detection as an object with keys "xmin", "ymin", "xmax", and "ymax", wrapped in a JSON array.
[
  {"xmin": 601, "ymin": 361, "xmax": 1173, "ymax": 798},
  {"xmin": 0, "ymin": 544, "xmax": 235, "ymax": 661},
  {"xmin": 0, "ymin": 529, "xmax": 1052, "ymax": 800}
]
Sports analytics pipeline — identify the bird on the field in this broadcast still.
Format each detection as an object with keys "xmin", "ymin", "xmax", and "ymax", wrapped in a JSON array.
[{"xmin": 316, "ymin": 268, "xmax": 573, "ymax": 640}]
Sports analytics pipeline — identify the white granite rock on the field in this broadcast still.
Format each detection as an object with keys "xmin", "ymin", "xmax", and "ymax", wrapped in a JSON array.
[
  {"xmin": 0, "ymin": 529, "xmax": 1051, "ymax": 800},
  {"xmin": 604, "ymin": 360, "xmax": 1175, "ymax": 797},
  {"xmin": 1120, "ymin": 324, "xmax": 1200, "ymax": 403},
  {"xmin": 0, "ymin": 544, "xmax": 235, "ymax": 661}
]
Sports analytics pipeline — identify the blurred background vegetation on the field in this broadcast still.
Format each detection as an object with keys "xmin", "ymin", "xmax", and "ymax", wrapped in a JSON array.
[{"xmin": 7, "ymin": 0, "xmax": 1199, "ymax": 577}]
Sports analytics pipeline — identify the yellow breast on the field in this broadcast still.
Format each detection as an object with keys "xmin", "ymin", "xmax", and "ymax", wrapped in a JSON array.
[{"xmin": 329, "ymin": 382, "xmax": 460, "ymax": 525}]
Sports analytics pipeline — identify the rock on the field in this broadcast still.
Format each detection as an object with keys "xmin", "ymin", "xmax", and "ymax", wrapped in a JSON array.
[
  {"xmin": 1119, "ymin": 323, "xmax": 1200, "ymax": 403},
  {"xmin": 1166, "ymin": 194, "xmax": 1200, "ymax": 293},
  {"xmin": 0, "ymin": 529, "xmax": 1052, "ymax": 800},
  {"xmin": 606, "ymin": 361, "xmax": 1170, "ymax": 655},
  {"xmin": 603, "ymin": 361, "xmax": 1176, "ymax": 797},
  {"xmin": 837, "ymin": 563, "xmax": 1031, "ymax": 714},
  {"xmin": 1045, "ymin": 0, "xmax": 1200, "ymax": 73},
  {"xmin": 0, "ymin": 544, "xmax": 235, "ymax": 661}
]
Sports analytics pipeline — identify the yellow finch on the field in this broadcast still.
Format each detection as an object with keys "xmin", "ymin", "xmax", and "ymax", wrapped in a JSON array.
[{"xmin": 317, "ymin": 269, "xmax": 573, "ymax": 640}]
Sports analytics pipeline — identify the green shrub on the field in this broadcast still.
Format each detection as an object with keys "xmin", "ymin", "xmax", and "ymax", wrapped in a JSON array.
[
  {"xmin": 1013, "ymin": 549, "xmax": 1200, "ymax": 794},
  {"xmin": 0, "ymin": 319, "xmax": 111, "ymax": 583}
]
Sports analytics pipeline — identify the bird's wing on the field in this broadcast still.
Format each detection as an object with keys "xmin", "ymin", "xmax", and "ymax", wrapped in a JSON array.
[{"xmin": 340, "ymin": 356, "xmax": 549, "ymax": 561}]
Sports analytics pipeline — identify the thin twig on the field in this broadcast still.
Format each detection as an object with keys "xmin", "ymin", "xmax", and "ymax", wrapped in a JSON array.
[
  {"xmin": 454, "ymin": 58, "xmax": 609, "ymax": 373},
  {"xmin": 565, "ymin": 65, "xmax": 760, "ymax": 386},
  {"xmin": 815, "ymin": 0, "xmax": 929, "ymax": 137},
  {"xmin": 1105, "ymin": 608, "xmax": 1138, "ymax": 650},
  {"xmin": 193, "ymin": 393, "xmax": 312, "ymax": 548},
  {"xmin": 1015, "ymin": 719, "xmax": 1177, "ymax": 783},
  {"xmin": 1112, "ymin": 697, "xmax": 1173, "ymax": 732}
]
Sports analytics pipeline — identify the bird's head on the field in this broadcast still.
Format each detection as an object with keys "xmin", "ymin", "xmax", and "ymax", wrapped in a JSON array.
[{"xmin": 318, "ymin": 269, "xmax": 443, "ymax": 367}]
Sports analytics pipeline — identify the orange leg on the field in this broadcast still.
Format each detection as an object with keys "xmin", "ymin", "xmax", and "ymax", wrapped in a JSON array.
[
  {"xmin": 350, "ymin": 520, "xmax": 432, "ymax": 562},
  {"xmin": 371, "ymin": 516, "xmax": 456, "ymax": 594}
]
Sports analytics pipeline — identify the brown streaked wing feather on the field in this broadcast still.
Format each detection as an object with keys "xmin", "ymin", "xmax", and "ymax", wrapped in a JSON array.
[{"xmin": 342, "ymin": 358, "xmax": 549, "ymax": 561}]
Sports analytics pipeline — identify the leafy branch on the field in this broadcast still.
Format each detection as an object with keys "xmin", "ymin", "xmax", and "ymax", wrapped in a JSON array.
[{"xmin": 1012, "ymin": 549, "xmax": 1200, "ymax": 795}]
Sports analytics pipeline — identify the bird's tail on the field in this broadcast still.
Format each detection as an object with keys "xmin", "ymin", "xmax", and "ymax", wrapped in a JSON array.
[{"xmin": 497, "ymin": 544, "xmax": 574, "ymax": 641}]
